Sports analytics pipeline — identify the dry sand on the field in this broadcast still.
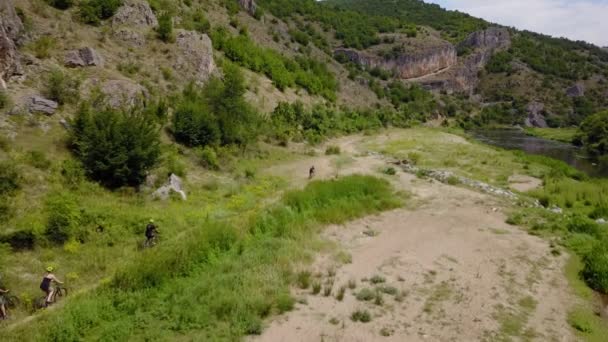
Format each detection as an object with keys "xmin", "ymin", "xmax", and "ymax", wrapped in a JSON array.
[{"xmin": 256, "ymin": 135, "xmax": 576, "ymax": 342}]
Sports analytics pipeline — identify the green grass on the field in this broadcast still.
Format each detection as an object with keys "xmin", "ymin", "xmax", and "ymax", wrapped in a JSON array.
[
  {"xmin": 524, "ymin": 127, "xmax": 579, "ymax": 143},
  {"xmin": 4, "ymin": 175, "xmax": 402, "ymax": 340}
]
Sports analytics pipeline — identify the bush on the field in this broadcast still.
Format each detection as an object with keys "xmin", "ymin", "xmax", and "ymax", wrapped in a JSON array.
[
  {"xmin": 27, "ymin": 150, "xmax": 52, "ymax": 169},
  {"xmin": 325, "ymin": 145, "xmax": 341, "ymax": 155},
  {"xmin": 31, "ymin": 36, "xmax": 55, "ymax": 59},
  {"xmin": 157, "ymin": 13, "xmax": 174, "ymax": 42},
  {"xmin": 356, "ymin": 288, "xmax": 375, "ymax": 301},
  {"xmin": 61, "ymin": 159, "xmax": 86, "ymax": 189},
  {"xmin": 78, "ymin": 0, "xmax": 122, "ymax": 25},
  {"xmin": 0, "ymin": 161, "xmax": 20, "ymax": 196},
  {"xmin": 582, "ymin": 240, "xmax": 608, "ymax": 293},
  {"xmin": 45, "ymin": 0, "xmax": 74, "ymax": 10},
  {"xmin": 45, "ymin": 68, "xmax": 80, "ymax": 105},
  {"xmin": 0, "ymin": 91, "xmax": 11, "ymax": 110},
  {"xmin": 351, "ymin": 309, "xmax": 372, "ymax": 322},
  {"xmin": 45, "ymin": 193, "xmax": 82, "ymax": 245},
  {"xmin": 578, "ymin": 111, "xmax": 608, "ymax": 158},
  {"xmin": 70, "ymin": 104, "xmax": 161, "ymax": 188},
  {"xmin": 567, "ymin": 215, "xmax": 602, "ymax": 237},
  {"xmin": 198, "ymin": 146, "xmax": 219, "ymax": 170},
  {"xmin": 0, "ymin": 230, "xmax": 36, "ymax": 250}
]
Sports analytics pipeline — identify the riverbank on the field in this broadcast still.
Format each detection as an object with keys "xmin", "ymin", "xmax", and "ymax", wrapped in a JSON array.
[{"xmin": 524, "ymin": 127, "xmax": 579, "ymax": 143}]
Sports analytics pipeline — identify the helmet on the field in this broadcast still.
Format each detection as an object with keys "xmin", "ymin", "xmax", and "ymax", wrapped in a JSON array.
[
  {"xmin": 149, "ymin": 219, "xmax": 154, "ymax": 223},
  {"xmin": 46, "ymin": 266, "xmax": 54, "ymax": 272}
]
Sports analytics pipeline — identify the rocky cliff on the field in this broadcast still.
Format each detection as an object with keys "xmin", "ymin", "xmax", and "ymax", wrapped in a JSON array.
[
  {"xmin": 0, "ymin": 0, "xmax": 23, "ymax": 89},
  {"xmin": 335, "ymin": 43, "xmax": 457, "ymax": 80},
  {"xmin": 420, "ymin": 27, "xmax": 511, "ymax": 94}
]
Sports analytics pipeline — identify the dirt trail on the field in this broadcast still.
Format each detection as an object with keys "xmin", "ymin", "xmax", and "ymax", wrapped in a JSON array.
[{"xmin": 256, "ymin": 134, "xmax": 576, "ymax": 341}]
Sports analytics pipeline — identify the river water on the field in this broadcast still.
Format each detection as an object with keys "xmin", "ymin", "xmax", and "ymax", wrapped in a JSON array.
[{"xmin": 471, "ymin": 129, "xmax": 608, "ymax": 178}]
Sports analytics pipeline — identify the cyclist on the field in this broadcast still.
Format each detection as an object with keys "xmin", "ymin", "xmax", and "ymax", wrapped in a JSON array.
[
  {"xmin": 0, "ymin": 277, "xmax": 9, "ymax": 320},
  {"xmin": 309, "ymin": 166, "xmax": 315, "ymax": 179},
  {"xmin": 145, "ymin": 219, "xmax": 159, "ymax": 247},
  {"xmin": 40, "ymin": 267, "xmax": 63, "ymax": 307}
]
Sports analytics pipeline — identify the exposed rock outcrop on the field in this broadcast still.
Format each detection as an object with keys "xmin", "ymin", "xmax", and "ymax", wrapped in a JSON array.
[
  {"xmin": 112, "ymin": 0, "xmax": 158, "ymax": 27},
  {"xmin": 112, "ymin": 0, "xmax": 157, "ymax": 47},
  {"xmin": 238, "ymin": 0, "xmax": 257, "ymax": 16},
  {"xmin": 100, "ymin": 79, "xmax": 149, "ymax": 108},
  {"xmin": 174, "ymin": 30, "xmax": 216, "ymax": 84},
  {"xmin": 335, "ymin": 44, "xmax": 457, "ymax": 80},
  {"xmin": 0, "ymin": 0, "xmax": 23, "ymax": 86},
  {"xmin": 421, "ymin": 27, "xmax": 511, "ymax": 94},
  {"xmin": 153, "ymin": 174, "xmax": 187, "ymax": 200},
  {"xmin": 65, "ymin": 47, "xmax": 104, "ymax": 67},
  {"xmin": 566, "ymin": 83, "xmax": 585, "ymax": 97},
  {"xmin": 524, "ymin": 101, "xmax": 548, "ymax": 128},
  {"xmin": 27, "ymin": 95, "xmax": 58, "ymax": 115}
]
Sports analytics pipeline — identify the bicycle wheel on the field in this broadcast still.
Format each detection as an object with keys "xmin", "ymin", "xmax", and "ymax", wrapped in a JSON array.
[{"xmin": 5, "ymin": 294, "xmax": 20, "ymax": 308}]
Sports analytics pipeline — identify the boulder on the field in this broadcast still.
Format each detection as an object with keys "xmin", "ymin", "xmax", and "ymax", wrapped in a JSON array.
[
  {"xmin": 524, "ymin": 101, "xmax": 548, "ymax": 128},
  {"xmin": 153, "ymin": 174, "xmax": 187, "ymax": 200},
  {"xmin": 113, "ymin": 28, "xmax": 146, "ymax": 47},
  {"xmin": 174, "ymin": 30, "xmax": 216, "ymax": 84},
  {"xmin": 65, "ymin": 47, "xmax": 104, "ymax": 67},
  {"xmin": 566, "ymin": 83, "xmax": 585, "ymax": 97},
  {"xmin": 27, "ymin": 95, "xmax": 58, "ymax": 115},
  {"xmin": 238, "ymin": 0, "xmax": 257, "ymax": 16},
  {"xmin": 0, "ymin": 0, "xmax": 23, "ymax": 85},
  {"xmin": 100, "ymin": 79, "xmax": 149, "ymax": 109},
  {"xmin": 112, "ymin": 0, "xmax": 158, "ymax": 27},
  {"xmin": 597, "ymin": 218, "xmax": 607, "ymax": 225}
]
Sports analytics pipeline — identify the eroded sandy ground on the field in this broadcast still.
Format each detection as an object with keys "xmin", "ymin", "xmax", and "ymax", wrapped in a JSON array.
[{"xmin": 256, "ymin": 134, "xmax": 576, "ymax": 342}]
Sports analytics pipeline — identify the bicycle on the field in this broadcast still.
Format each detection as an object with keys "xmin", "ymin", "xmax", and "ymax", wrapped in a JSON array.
[
  {"xmin": 142, "ymin": 234, "xmax": 160, "ymax": 249},
  {"xmin": 1, "ymin": 293, "xmax": 19, "ymax": 320},
  {"xmin": 34, "ymin": 285, "xmax": 68, "ymax": 310}
]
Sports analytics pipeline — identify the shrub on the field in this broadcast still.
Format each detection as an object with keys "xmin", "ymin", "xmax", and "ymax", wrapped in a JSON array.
[
  {"xmin": 0, "ymin": 161, "xmax": 20, "ymax": 196},
  {"xmin": 45, "ymin": 0, "xmax": 74, "ymax": 10},
  {"xmin": 157, "ymin": 13, "xmax": 174, "ymax": 42},
  {"xmin": 276, "ymin": 293, "xmax": 295, "ymax": 313},
  {"xmin": 0, "ymin": 91, "xmax": 11, "ymax": 110},
  {"xmin": 31, "ymin": 36, "xmax": 55, "ymax": 59},
  {"xmin": 578, "ymin": 111, "xmax": 608, "ymax": 158},
  {"xmin": 567, "ymin": 215, "xmax": 602, "ymax": 237},
  {"xmin": 370, "ymin": 275, "xmax": 385, "ymax": 284},
  {"xmin": 325, "ymin": 145, "xmax": 341, "ymax": 155},
  {"xmin": 198, "ymin": 146, "xmax": 219, "ymax": 170},
  {"xmin": 70, "ymin": 104, "xmax": 161, "ymax": 188},
  {"xmin": 45, "ymin": 68, "xmax": 80, "ymax": 105},
  {"xmin": 383, "ymin": 167, "xmax": 396, "ymax": 175},
  {"xmin": 296, "ymin": 270, "xmax": 311, "ymax": 289},
  {"xmin": 45, "ymin": 192, "xmax": 82, "ymax": 245},
  {"xmin": 61, "ymin": 159, "xmax": 86, "ymax": 189},
  {"xmin": 27, "ymin": 150, "xmax": 52, "ymax": 169},
  {"xmin": 351, "ymin": 309, "xmax": 372, "ymax": 323},
  {"xmin": 356, "ymin": 288, "xmax": 375, "ymax": 301},
  {"xmin": 78, "ymin": 0, "xmax": 122, "ymax": 25},
  {"xmin": 0, "ymin": 230, "xmax": 36, "ymax": 250},
  {"xmin": 582, "ymin": 240, "xmax": 608, "ymax": 293}
]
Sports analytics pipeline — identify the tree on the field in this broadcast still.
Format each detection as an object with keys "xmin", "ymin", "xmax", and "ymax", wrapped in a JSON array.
[
  {"xmin": 577, "ymin": 110, "xmax": 608, "ymax": 158},
  {"xmin": 70, "ymin": 105, "xmax": 161, "ymax": 188}
]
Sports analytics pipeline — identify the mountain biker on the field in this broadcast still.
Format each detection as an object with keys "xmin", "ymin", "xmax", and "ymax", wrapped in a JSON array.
[
  {"xmin": 40, "ymin": 267, "xmax": 63, "ymax": 307},
  {"xmin": 309, "ymin": 166, "xmax": 315, "ymax": 179},
  {"xmin": 0, "ymin": 276, "xmax": 9, "ymax": 320},
  {"xmin": 145, "ymin": 219, "xmax": 158, "ymax": 246}
]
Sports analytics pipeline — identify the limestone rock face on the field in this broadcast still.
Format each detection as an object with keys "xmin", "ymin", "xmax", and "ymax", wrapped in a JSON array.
[
  {"xmin": 238, "ymin": 0, "xmax": 257, "ymax": 16},
  {"xmin": 335, "ymin": 44, "xmax": 457, "ymax": 80},
  {"xmin": 112, "ymin": 0, "xmax": 157, "ymax": 47},
  {"xmin": 459, "ymin": 27, "xmax": 511, "ymax": 51},
  {"xmin": 100, "ymin": 79, "xmax": 149, "ymax": 108},
  {"xmin": 174, "ymin": 30, "xmax": 216, "ymax": 84},
  {"xmin": 153, "ymin": 174, "xmax": 187, "ymax": 201},
  {"xmin": 112, "ymin": 0, "xmax": 158, "ymax": 27},
  {"xmin": 27, "ymin": 95, "xmax": 58, "ymax": 115},
  {"xmin": 566, "ymin": 83, "xmax": 585, "ymax": 97},
  {"xmin": 65, "ymin": 47, "xmax": 104, "ymax": 67},
  {"xmin": 524, "ymin": 101, "xmax": 548, "ymax": 128},
  {"xmin": 0, "ymin": 0, "xmax": 23, "ymax": 85}
]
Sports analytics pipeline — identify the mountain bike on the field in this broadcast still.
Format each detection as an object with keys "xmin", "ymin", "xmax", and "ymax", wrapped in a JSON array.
[{"xmin": 34, "ymin": 284, "xmax": 68, "ymax": 310}]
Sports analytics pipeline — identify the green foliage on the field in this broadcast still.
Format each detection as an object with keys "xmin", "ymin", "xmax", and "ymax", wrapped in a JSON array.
[
  {"xmin": 0, "ymin": 91, "xmax": 10, "ymax": 110},
  {"xmin": 351, "ymin": 309, "xmax": 372, "ymax": 322},
  {"xmin": 45, "ymin": 0, "xmax": 74, "ymax": 10},
  {"xmin": 45, "ymin": 68, "xmax": 80, "ymax": 105},
  {"xmin": 26, "ymin": 150, "xmax": 52, "ymax": 170},
  {"xmin": 60, "ymin": 159, "xmax": 86, "ymax": 189},
  {"xmin": 325, "ymin": 145, "xmax": 341, "ymax": 155},
  {"xmin": 45, "ymin": 192, "xmax": 82, "ymax": 245},
  {"xmin": 157, "ymin": 13, "xmax": 174, "ymax": 42},
  {"xmin": 211, "ymin": 28, "xmax": 337, "ymax": 99},
  {"xmin": 486, "ymin": 51, "xmax": 513, "ymax": 73},
  {"xmin": 173, "ymin": 64, "xmax": 259, "ymax": 148},
  {"xmin": 356, "ymin": 288, "xmax": 375, "ymax": 301},
  {"xmin": 0, "ymin": 160, "xmax": 20, "ymax": 196},
  {"xmin": 197, "ymin": 146, "xmax": 220, "ymax": 170},
  {"xmin": 30, "ymin": 36, "xmax": 55, "ymax": 59},
  {"xmin": 70, "ymin": 104, "xmax": 161, "ymax": 188},
  {"xmin": 78, "ymin": 0, "xmax": 122, "ymax": 25},
  {"xmin": 182, "ymin": 9, "xmax": 211, "ymax": 34},
  {"xmin": 582, "ymin": 240, "xmax": 608, "ymax": 293},
  {"xmin": 577, "ymin": 111, "xmax": 608, "ymax": 158}
]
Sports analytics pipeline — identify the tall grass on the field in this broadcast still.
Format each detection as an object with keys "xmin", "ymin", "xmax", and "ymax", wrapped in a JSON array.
[{"xmin": 5, "ymin": 175, "xmax": 401, "ymax": 340}]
